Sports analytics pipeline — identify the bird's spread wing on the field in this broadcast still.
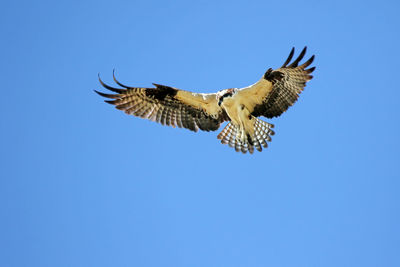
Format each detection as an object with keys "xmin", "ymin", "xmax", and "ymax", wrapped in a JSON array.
[
  {"xmin": 237, "ymin": 47, "xmax": 315, "ymax": 118},
  {"xmin": 95, "ymin": 71, "xmax": 228, "ymax": 132}
]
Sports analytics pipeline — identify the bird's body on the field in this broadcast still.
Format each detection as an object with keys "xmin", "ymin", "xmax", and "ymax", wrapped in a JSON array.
[
  {"xmin": 219, "ymin": 90, "xmax": 254, "ymax": 139},
  {"xmin": 95, "ymin": 47, "xmax": 315, "ymax": 154}
]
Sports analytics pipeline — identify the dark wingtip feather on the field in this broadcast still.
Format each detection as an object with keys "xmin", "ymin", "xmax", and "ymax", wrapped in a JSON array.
[
  {"xmin": 306, "ymin": 66, "xmax": 316, "ymax": 74},
  {"xmin": 94, "ymin": 90, "xmax": 120, "ymax": 99},
  {"xmin": 113, "ymin": 69, "xmax": 130, "ymax": 89},
  {"xmin": 288, "ymin": 46, "xmax": 307, "ymax": 68},
  {"xmin": 98, "ymin": 74, "xmax": 125, "ymax": 93},
  {"xmin": 104, "ymin": 99, "xmax": 119, "ymax": 105},
  {"xmin": 300, "ymin": 55, "xmax": 315, "ymax": 69},
  {"xmin": 94, "ymin": 89, "xmax": 105, "ymax": 97},
  {"xmin": 281, "ymin": 47, "xmax": 295, "ymax": 67}
]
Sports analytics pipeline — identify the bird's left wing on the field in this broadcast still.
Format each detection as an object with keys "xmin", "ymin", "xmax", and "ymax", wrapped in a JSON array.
[
  {"xmin": 95, "ymin": 71, "xmax": 228, "ymax": 132},
  {"xmin": 235, "ymin": 47, "xmax": 315, "ymax": 118}
]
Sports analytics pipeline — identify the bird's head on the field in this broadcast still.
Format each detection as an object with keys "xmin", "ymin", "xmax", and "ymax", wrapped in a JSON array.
[{"xmin": 216, "ymin": 88, "xmax": 237, "ymax": 106}]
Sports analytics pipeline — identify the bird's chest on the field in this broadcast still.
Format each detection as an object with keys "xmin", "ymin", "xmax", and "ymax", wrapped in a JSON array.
[{"xmin": 221, "ymin": 97, "xmax": 248, "ymax": 125}]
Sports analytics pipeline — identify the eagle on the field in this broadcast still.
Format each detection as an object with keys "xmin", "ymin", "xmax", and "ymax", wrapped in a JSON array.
[{"xmin": 95, "ymin": 47, "xmax": 315, "ymax": 154}]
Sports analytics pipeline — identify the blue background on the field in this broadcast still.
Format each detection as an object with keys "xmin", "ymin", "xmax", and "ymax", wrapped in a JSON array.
[{"xmin": 1, "ymin": 0, "xmax": 399, "ymax": 266}]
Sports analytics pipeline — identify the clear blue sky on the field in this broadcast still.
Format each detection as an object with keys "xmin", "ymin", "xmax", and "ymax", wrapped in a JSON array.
[{"xmin": 1, "ymin": 0, "xmax": 399, "ymax": 266}]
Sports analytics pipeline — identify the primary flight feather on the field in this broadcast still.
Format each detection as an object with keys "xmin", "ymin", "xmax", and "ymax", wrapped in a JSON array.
[{"xmin": 95, "ymin": 47, "xmax": 315, "ymax": 154}]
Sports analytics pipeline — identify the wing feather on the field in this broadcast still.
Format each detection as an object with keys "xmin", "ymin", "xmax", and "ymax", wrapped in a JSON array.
[
  {"xmin": 112, "ymin": 69, "xmax": 130, "ymax": 88},
  {"xmin": 288, "ymin": 46, "xmax": 307, "ymax": 67},
  {"xmin": 95, "ymin": 73, "xmax": 228, "ymax": 132},
  {"xmin": 281, "ymin": 47, "xmax": 295, "ymax": 68}
]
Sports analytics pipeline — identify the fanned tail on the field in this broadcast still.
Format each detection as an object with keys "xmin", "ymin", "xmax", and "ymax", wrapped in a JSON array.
[{"xmin": 217, "ymin": 117, "xmax": 275, "ymax": 154}]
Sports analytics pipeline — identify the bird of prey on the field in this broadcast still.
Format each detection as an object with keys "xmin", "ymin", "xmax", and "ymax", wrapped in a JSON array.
[{"xmin": 95, "ymin": 47, "xmax": 315, "ymax": 154}]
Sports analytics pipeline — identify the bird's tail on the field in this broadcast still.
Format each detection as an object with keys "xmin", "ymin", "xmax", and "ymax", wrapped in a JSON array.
[{"xmin": 217, "ymin": 117, "xmax": 275, "ymax": 154}]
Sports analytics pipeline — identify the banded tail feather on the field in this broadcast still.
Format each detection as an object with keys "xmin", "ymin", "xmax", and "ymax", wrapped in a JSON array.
[{"xmin": 217, "ymin": 117, "xmax": 275, "ymax": 154}]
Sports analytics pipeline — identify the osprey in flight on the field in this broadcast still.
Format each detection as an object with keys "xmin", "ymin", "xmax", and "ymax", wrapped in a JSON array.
[{"xmin": 95, "ymin": 47, "xmax": 315, "ymax": 154}]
